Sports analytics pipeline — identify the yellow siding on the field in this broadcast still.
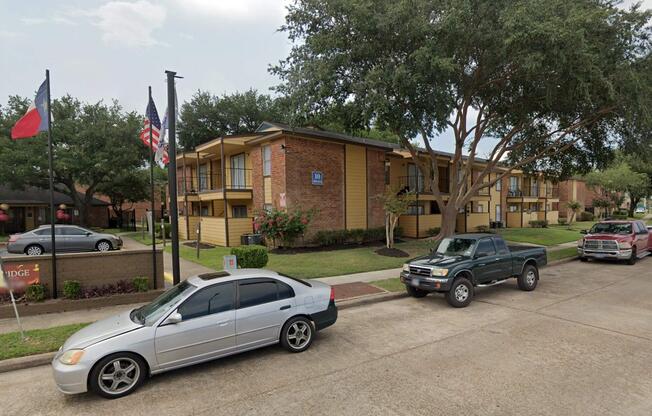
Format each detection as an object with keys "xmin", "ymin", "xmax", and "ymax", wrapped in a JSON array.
[
  {"xmin": 179, "ymin": 216, "xmax": 187, "ymax": 239},
  {"xmin": 199, "ymin": 217, "xmax": 227, "ymax": 246},
  {"xmin": 264, "ymin": 177, "xmax": 272, "ymax": 204},
  {"xmin": 547, "ymin": 211, "xmax": 559, "ymax": 225},
  {"xmin": 345, "ymin": 144, "xmax": 367, "ymax": 229},
  {"xmin": 227, "ymin": 218, "xmax": 253, "ymax": 247},
  {"xmin": 506, "ymin": 212, "xmax": 522, "ymax": 228},
  {"xmin": 466, "ymin": 213, "xmax": 490, "ymax": 231},
  {"xmin": 399, "ymin": 214, "xmax": 442, "ymax": 238}
]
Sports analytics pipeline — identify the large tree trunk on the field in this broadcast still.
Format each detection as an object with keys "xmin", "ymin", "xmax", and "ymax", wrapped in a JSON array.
[{"xmin": 434, "ymin": 202, "xmax": 459, "ymax": 241}]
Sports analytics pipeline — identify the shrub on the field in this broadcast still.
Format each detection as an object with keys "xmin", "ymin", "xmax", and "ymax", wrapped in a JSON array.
[
  {"xmin": 231, "ymin": 245, "xmax": 269, "ymax": 268},
  {"xmin": 63, "ymin": 280, "xmax": 81, "ymax": 299},
  {"xmin": 475, "ymin": 225, "xmax": 491, "ymax": 233},
  {"xmin": 528, "ymin": 220, "xmax": 548, "ymax": 228},
  {"xmin": 425, "ymin": 227, "xmax": 441, "ymax": 237},
  {"xmin": 612, "ymin": 212, "xmax": 628, "ymax": 220},
  {"xmin": 132, "ymin": 277, "xmax": 149, "ymax": 292},
  {"xmin": 558, "ymin": 218, "xmax": 568, "ymax": 225},
  {"xmin": 348, "ymin": 228, "xmax": 366, "ymax": 244},
  {"xmin": 157, "ymin": 222, "xmax": 171, "ymax": 238},
  {"xmin": 254, "ymin": 208, "xmax": 315, "ymax": 246},
  {"xmin": 25, "ymin": 283, "xmax": 46, "ymax": 302},
  {"xmin": 312, "ymin": 226, "xmax": 390, "ymax": 247},
  {"xmin": 579, "ymin": 211, "xmax": 595, "ymax": 222}
]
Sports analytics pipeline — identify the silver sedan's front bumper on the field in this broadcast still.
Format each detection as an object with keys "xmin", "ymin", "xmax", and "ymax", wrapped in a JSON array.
[
  {"xmin": 51, "ymin": 353, "xmax": 91, "ymax": 394},
  {"xmin": 577, "ymin": 248, "xmax": 632, "ymax": 260}
]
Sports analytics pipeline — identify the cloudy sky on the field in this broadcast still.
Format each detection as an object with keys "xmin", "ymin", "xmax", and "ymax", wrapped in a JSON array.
[{"xmin": 1, "ymin": 0, "xmax": 650, "ymax": 154}]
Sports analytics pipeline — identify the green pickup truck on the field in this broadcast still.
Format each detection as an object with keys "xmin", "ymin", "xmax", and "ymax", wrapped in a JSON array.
[{"xmin": 400, "ymin": 234, "xmax": 547, "ymax": 307}]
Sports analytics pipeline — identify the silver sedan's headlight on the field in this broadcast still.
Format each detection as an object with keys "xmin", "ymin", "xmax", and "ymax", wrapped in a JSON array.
[
  {"xmin": 431, "ymin": 268, "xmax": 449, "ymax": 277},
  {"xmin": 59, "ymin": 349, "xmax": 85, "ymax": 365},
  {"xmin": 402, "ymin": 263, "xmax": 410, "ymax": 272}
]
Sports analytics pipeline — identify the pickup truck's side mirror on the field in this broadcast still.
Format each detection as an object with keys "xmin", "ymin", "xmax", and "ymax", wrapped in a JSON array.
[{"xmin": 580, "ymin": 230, "xmax": 588, "ymax": 235}]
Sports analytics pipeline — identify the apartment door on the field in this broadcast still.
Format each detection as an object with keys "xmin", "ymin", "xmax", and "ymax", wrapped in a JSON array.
[
  {"xmin": 495, "ymin": 204, "xmax": 502, "ymax": 224},
  {"xmin": 230, "ymin": 154, "xmax": 246, "ymax": 189}
]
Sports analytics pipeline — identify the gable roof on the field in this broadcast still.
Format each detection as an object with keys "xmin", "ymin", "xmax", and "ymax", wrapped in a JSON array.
[
  {"xmin": 0, "ymin": 186, "xmax": 109, "ymax": 207},
  {"xmin": 255, "ymin": 121, "xmax": 398, "ymax": 150}
]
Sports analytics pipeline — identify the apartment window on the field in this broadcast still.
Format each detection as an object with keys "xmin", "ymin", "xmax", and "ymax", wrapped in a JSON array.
[
  {"xmin": 199, "ymin": 164, "xmax": 208, "ymax": 191},
  {"xmin": 407, "ymin": 203, "xmax": 425, "ymax": 215},
  {"xmin": 509, "ymin": 176, "xmax": 518, "ymax": 191},
  {"xmin": 509, "ymin": 204, "xmax": 519, "ymax": 212},
  {"xmin": 231, "ymin": 205, "xmax": 248, "ymax": 218},
  {"xmin": 495, "ymin": 204, "xmax": 502, "ymax": 222},
  {"xmin": 474, "ymin": 203, "xmax": 484, "ymax": 213},
  {"xmin": 495, "ymin": 178, "xmax": 502, "ymax": 191},
  {"xmin": 262, "ymin": 145, "xmax": 272, "ymax": 176}
]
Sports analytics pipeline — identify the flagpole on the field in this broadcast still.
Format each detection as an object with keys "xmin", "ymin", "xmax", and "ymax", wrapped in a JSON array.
[
  {"xmin": 46, "ymin": 69, "xmax": 57, "ymax": 299},
  {"xmin": 148, "ymin": 86, "xmax": 157, "ymax": 289},
  {"xmin": 166, "ymin": 70, "xmax": 181, "ymax": 285}
]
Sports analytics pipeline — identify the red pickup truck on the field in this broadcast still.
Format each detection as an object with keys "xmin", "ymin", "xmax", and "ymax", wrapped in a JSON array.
[{"xmin": 577, "ymin": 220, "xmax": 652, "ymax": 264}]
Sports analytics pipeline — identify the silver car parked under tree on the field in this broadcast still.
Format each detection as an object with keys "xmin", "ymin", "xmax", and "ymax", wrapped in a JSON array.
[
  {"xmin": 7, "ymin": 225, "xmax": 122, "ymax": 255},
  {"xmin": 52, "ymin": 269, "xmax": 338, "ymax": 398}
]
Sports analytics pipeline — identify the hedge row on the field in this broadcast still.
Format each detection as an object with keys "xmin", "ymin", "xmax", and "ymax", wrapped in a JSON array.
[{"xmin": 313, "ymin": 227, "xmax": 402, "ymax": 246}]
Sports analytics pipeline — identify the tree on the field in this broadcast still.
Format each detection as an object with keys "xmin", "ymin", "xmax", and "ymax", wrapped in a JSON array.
[
  {"xmin": 377, "ymin": 188, "xmax": 412, "ymax": 248},
  {"xmin": 272, "ymin": 0, "xmax": 652, "ymax": 238},
  {"xmin": 0, "ymin": 95, "xmax": 146, "ymax": 225},
  {"xmin": 585, "ymin": 159, "xmax": 650, "ymax": 217},
  {"xmin": 96, "ymin": 169, "xmax": 149, "ymax": 228},
  {"xmin": 592, "ymin": 196, "xmax": 613, "ymax": 218},
  {"xmin": 178, "ymin": 89, "xmax": 289, "ymax": 150},
  {"xmin": 566, "ymin": 200, "xmax": 582, "ymax": 225}
]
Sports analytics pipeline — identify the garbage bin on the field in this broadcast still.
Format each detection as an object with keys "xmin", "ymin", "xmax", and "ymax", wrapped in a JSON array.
[{"xmin": 241, "ymin": 233, "xmax": 263, "ymax": 246}]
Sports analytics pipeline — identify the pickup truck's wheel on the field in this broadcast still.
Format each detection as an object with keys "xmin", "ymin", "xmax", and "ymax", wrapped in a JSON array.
[
  {"xmin": 517, "ymin": 264, "xmax": 539, "ymax": 291},
  {"xmin": 627, "ymin": 247, "xmax": 637, "ymax": 265},
  {"xmin": 445, "ymin": 277, "xmax": 473, "ymax": 308},
  {"xmin": 406, "ymin": 285, "xmax": 428, "ymax": 298}
]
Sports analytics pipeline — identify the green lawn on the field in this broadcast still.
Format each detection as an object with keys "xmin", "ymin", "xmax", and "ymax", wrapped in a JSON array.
[
  {"xmin": 0, "ymin": 323, "xmax": 89, "ymax": 361},
  {"xmin": 370, "ymin": 277, "xmax": 405, "ymax": 292},
  {"xmin": 171, "ymin": 240, "xmax": 434, "ymax": 279},
  {"xmin": 548, "ymin": 247, "xmax": 578, "ymax": 262},
  {"xmin": 495, "ymin": 221, "xmax": 597, "ymax": 246},
  {"xmin": 124, "ymin": 232, "xmax": 165, "ymax": 245},
  {"xmin": 0, "ymin": 235, "xmax": 7, "ymax": 242}
]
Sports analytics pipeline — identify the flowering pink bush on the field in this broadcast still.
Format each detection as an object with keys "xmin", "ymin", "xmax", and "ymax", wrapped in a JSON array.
[{"xmin": 254, "ymin": 208, "xmax": 315, "ymax": 247}]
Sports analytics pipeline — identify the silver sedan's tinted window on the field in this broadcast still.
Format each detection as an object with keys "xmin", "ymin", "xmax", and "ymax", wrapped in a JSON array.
[
  {"xmin": 239, "ymin": 281, "xmax": 278, "ymax": 308},
  {"xmin": 178, "ymin": 282, "xmax": 235, "ymax": 320}
]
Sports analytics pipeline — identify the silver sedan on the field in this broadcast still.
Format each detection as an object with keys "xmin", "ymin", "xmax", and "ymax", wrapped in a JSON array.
[
  {"xmin": 52, "ymin": 269, "xmax": 337, "ymax": 398},
  {"xmin": 6, "ymin": 225, "xmax": 122, "ymax": 255}
]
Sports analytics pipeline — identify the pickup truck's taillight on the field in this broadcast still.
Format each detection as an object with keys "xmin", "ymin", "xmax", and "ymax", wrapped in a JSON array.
[{"xmin": 330, "ymin": 287, "xmax": 335, "ymax": 302}]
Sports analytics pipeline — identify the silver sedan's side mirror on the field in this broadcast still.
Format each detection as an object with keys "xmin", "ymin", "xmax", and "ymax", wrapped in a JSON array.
[{"xmin": 164, "ymin": 312, "xmax": 182, "ymax": 325}]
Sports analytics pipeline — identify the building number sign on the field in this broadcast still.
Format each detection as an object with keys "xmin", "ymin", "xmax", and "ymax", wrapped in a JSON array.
[{"xmin": 312, "ymin": 171, "xmax": 324, "ymax": 186}]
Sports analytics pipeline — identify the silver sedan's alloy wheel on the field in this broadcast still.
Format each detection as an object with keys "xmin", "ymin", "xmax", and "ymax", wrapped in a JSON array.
[
  {"xmin": 97, "ymin": 241, "xmax": 111, "ymax": 252},
  {"xmin": 287, "ymin": 321, "xmax": 312, "ymax": 350},
  {"xmin": 525, "ymin": 270, "xmax": 536, "ymax": 287},
  {"xmin": 454, "ymin": 284, "xmax": 469, "ymax": 302},
  {"xmin": 97, "ymin": 358, "xmax": 140, "ymax": 396},
  {"xmin": 26, "ymin": 246, "xmax": 43, "ymax": 256}
]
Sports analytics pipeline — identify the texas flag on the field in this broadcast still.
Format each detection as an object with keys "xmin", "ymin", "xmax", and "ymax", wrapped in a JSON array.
[{"xmin": 11, "ymin": 80, "xmax": 49, "ymax": 140}]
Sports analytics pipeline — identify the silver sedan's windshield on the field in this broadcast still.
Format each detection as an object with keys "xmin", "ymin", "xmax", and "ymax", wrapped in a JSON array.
[
  {"xmin": 435, "ymin": 238, "xmax": 475, "ymax": 257},
  {"xmin": 131, "ymin": 281, "xmax": 196, "ymax": 326}
]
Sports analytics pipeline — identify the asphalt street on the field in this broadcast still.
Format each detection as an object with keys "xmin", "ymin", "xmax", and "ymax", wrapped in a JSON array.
[{"xmin": 1, "ymin": 257, "xmax": 652, "ymax": 415}]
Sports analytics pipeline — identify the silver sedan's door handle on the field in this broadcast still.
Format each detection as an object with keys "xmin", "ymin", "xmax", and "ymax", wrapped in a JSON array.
[{"xmin": 216, "ymin": 321, "xmax": 229, "ymax": 327}]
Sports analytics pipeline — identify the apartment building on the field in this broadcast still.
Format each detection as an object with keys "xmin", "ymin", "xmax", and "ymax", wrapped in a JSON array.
[
  {"xmin": 176, "ymin": 122, "xmax": 392, "ymax": 246},
  {"xmin": 387, "ymin": 151, "xmax": 560, "ymax": 238},
  {"xmin": 175, "ymin": 122, "xmax": 561, "ymax": 246},
  {"xmin": 558, "ymin": 178, "xmax": 607, "ymax": 219}
]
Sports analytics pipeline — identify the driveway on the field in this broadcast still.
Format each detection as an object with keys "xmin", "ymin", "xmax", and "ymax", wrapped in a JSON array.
[{"xmin": 2, "ymin": 258, "xmax": 652, "ymax": 415}]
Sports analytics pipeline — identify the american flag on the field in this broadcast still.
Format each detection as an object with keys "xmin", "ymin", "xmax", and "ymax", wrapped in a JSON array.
[{"xmin": 139, "ymin": 96, "xmax": 161, "ymax": 151}]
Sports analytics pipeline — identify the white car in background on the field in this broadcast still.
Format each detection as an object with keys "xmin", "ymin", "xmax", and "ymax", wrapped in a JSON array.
[{"xmin": 52, "ymin": 269, "xmax": 337, "ymax": 398}]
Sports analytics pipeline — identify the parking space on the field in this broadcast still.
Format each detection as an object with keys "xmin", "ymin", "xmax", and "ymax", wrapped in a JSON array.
[{"xmin": 1, "ymin": 258, "xmax": 651, "ymax": 415}]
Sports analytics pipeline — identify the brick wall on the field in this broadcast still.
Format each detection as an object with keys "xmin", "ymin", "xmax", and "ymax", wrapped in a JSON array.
[
  {"xmin": 270, "ymin": 138, "xmax": 287, "ymax": 209},
  {"xmin": 2, "ymin": 249, "xmax": 164, "ymax": 298},
  {"xmin": 366, "ymin": 148, "xmax": 386, "ymax": 228},
  {"xmin": 284, "ymin": 136, "xmax": 345, "ymax": 233},
  {"xmin": 558, "ymin": 181, "xmax": 571, "ymax": 217}
]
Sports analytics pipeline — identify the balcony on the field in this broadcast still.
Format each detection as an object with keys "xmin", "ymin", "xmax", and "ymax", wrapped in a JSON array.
[
  {"xmin": 177, "ymin": 168, "xmax": 252, "ymax": 199},
  {"xmin": 507, "ymin": 187, "xmax": 540, "ymax": 198},
  {"xmin": 544, "ymin": 186, "xmax": 559, "ymax": 198},
  {"xmin": 398, "ymin": 176, "xmax": 450, "ymax": 194}
]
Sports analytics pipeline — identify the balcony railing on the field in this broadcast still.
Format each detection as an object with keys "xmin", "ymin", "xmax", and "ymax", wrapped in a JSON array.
[
  {"xmin": 507, "ymin": 187, "xmax": 540, "ymax": 198},
  {"xmin": 398, "ymin": 176, "xmax": 450, "ymax": 194},
  {"xmin": 178, "ymin": 168, "xmax": 252, "ymax": 194}
]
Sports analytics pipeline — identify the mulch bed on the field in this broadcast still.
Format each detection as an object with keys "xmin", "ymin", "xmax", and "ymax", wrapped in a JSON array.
[
  {"xmin": 270, "ymin": 239, "xmax": 405, "ymax": 255},
  {"xmin": 332, "ymin": 282, "xmax": 384, "ymax": 300},
  {"xmin": 375, "ymin": 247, "xmax": 410, "ymax": 257},
  {"xmin": 183, "ymin": 241, "xmax": 215, "ymax": 250}
]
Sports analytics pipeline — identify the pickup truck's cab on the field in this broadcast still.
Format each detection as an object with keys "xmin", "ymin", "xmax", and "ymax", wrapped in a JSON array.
[
  {"xmin": 577, "ymin": 220, "xmax": 651, "ymax": 265},
  {"xmin": 400, "ymin": 234, "xmax": 547, "ymax": 307}
]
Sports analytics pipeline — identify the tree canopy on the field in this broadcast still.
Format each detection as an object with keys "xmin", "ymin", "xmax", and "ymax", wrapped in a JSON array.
[
  {"xmin": 0, "ymin": 95, "xmax": 146, "ymax": 225},
  {"xmin": 273, "ymin": 0, "xmax": 652, "ymax": 236}
]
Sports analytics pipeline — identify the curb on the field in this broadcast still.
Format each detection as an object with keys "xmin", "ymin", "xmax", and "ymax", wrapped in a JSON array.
[
  {"xmin": 337, "ymin": 291, "xmax": 407, "ymax": 310},
  {"xmin": 546, "ymin": 256, "xmax": 579, "ymax": 267},
  {"xmin": 0, "ymin": 351, "xmax": 55, "ymax": 374}
]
